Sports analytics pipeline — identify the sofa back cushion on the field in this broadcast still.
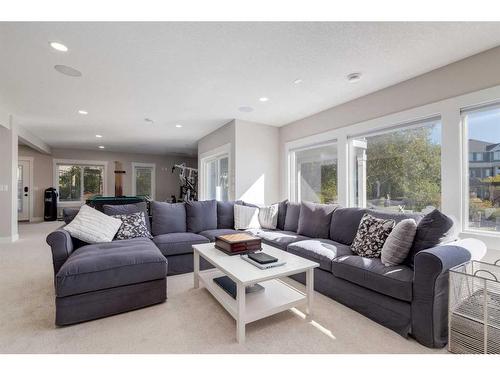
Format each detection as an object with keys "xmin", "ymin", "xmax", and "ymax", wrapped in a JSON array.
[
  {"xmin": 103, "ymin": 202, "xmax": 150, "ymax": 232},
  {"xmin": 297, "ymin": 201, "xmax": 338, "ymax": 239},
  {"xmin": 276, "ymin": 199, "xmax": 288, "ymax": 230},
  {"xmin": 283, "ymin": 202, "xmax": 301, "ymax": 232},
  {"xmin": 405, "ymin": 209, "xmax": 457, "ymax": 267},
  {"xmin": 329, "ymin": 207, "xmax": 367, "ymax": 245},
  {"xmin": 151, "ymin": 201, "xmax": 186, "ymax": 235},
  {"xmin": 186, "ymin": 200, "xmax": 218, "ymax": 233},
  {"xmin": 217, "ymin": 200, "xmax": 243, "ymax": 229},
  {"xmin": 367, "ymin": 209, "xmax": 423, "ymax": 225}
]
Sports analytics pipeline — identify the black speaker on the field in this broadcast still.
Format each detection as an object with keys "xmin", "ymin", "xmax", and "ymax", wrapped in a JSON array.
[{"xmin": 44, "ymin": 187, "xmax": 58, "ymax": 221}]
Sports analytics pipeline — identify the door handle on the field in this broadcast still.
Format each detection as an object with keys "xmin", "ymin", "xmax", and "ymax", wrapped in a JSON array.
[{"xmin": 24, "ymin": 186, "xmax": 29, "ymax": 193}]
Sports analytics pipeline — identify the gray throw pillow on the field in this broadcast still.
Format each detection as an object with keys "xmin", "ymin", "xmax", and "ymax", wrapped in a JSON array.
[
  {"xmin": 381, "ymin": 219, "xmax": 417, "ymax": 266},
  {"xmin": 276, "ymin": 199, "xmax": 288, "ymax": 230},
  {"xmin": 351, "ymin": 214, "xmax": 395, "ymax": 258},
  {"xmin": 283, "ymin": 202, "xmax": 301, "ymax": 232},
  {"xmin": 406, "ymin": 209, "xmax": 457, "ymax": 267},
  {"xmin": 297, "ymin": 201, "xmax": 337, "ymax": 239},
  {"xmin": 186, "ymin": 200, "xmax": 218, "ymax": 233}
]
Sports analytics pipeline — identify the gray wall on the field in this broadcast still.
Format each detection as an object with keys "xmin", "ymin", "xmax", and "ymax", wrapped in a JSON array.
[{"xmin": 18, "ymin": 145, "xmax": 197, "ymax": 218}]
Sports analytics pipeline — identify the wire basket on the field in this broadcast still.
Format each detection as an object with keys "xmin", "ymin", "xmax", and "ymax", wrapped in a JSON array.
[{"xmin": 448, "ymin": 260, "xmax": 500, "ymax": 354}]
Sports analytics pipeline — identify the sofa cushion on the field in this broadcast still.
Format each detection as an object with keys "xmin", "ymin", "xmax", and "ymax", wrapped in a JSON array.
[
  {"xmin": 283, "ymin": 202, "xmax": 301, "ymax": 232},
  {"xmin": 153, "ymin": 232, "xmax": 209, "ymax": 257},
  {"xmin": 406, "ymin": 209, "xmax": 457, "ymax": 268},
  {"xmin": 288, "ymin": 239, "xmax": 353, "ymax": 272},
  {"xmin": 55, "ymin": 237, "xmax": 167, "ymax": 298},
  {"xmin": 248, "ymin": 229, "xmax": 309, "ymax": 250},
  {"xmin": 103, "ymin": 202, "xmax": 150, "ymax": 232},
  {"xmin": 276, "ymin": 199, "xmax": 288, "ymax": 230},
  {"xmin": 151, "ymin": 201, "xmax": 186, "ymax": 235},
  {"xmin": 329, "ymin": 207, "xmax": 367, "ymax": 245},
  {"xmin": 62, "ymin": 207, "xmax": 80, "ymax": 224},
  {"xmin": 186, "ymin": 200, "xmax": 217, "ymax": 233},
  {"xmin": 331, "ymin": 255, "xmax": 414, "ymax": 302},
  {"xmin": 297, "ymin": 201, "xmax": 337, "ymax": 239},
  {"xmin": 367, "ymin": 209, "xmax": 423, "ymax": 224},
  {"xmin": 198, "ymin": 228, "xmax": 241, "ymax": 242},
  {"xmin": 217, "ymin": 201, "xmax": 243, "ymax": 229}
]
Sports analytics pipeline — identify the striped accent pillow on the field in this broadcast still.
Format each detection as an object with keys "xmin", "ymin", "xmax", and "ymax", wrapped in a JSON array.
[{"xmin": 258, "ymin": 204, "xmax": 279, "ymax": 229}]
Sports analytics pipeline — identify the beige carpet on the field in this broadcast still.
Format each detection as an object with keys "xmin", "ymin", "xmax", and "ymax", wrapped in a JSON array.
[{"xmin": 0, "ymin": 222, "xmax": 445, "ymax": 354}]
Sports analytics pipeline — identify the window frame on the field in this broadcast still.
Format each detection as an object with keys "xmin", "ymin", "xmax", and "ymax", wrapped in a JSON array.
[
  {"xmin": 131, "ymin": 162, "xmax": 156, "ymax": 199},
  {"xmin": 53, "ymin": 159, "xmax": 108, "ymax": 206},
  {"xmin": 347, "ymin": 116, "xmax": 442, "ymax": 212},
  {"xmin": 461, "ymin": 102, "xmax": 500, "ymax": 235},
  {"xmin": 288, "ymin": 140, "xmax": 338, "ymax": 203},
  {"xmin": 199, "ymin": 143, "xmax": 232, "ymax": 201}
]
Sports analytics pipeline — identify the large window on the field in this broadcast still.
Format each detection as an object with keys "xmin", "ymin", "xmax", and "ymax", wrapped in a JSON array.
[
  {"xmin": 132, "ymin": 163, "xmax": 155, "ymax": 199},
  {"xmin": 204, "ymin": 154, "xmax": 229, "ymax": 201},
  {"xmin": 291, "ymin": 142, "xmax": 337, "ymax": 204},
  {"xmin": 463, "ymin": 104, "xmax": 500, "ymax": 233},
  {"xmin": 350, "ymin": 118, "xmax": 442, "ymax": 213},
  {"xmin": 57, "ymin": 163, "xmax": 104, "ymax": 202}
]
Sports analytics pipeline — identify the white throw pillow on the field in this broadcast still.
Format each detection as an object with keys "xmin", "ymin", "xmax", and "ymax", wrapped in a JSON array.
[
  {"xmin": 64, "ymin": 204, "xmax": 122, "ymax": 243},
  {"xmin": 258, "ymin": 204, "xmax": 278, "ymax": 229},
  {"xmin": 234, "ymin": 204, "xmax": 261, "ymax": 230}
]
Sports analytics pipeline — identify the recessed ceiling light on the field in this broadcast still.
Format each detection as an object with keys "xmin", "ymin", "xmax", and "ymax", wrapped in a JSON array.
[
  {"xmin": 49, "ymin": 41, "xmax": 68, "ymax": 52},
  {"xmin": 259, "ymin": 97, "xmax": 269, "ymax": 102},
  {"xmin": 95, "ymin": 134, "xmax": 103, "ymax": 138},
  {"xmin": 238, "ymin": 106, "xmax": 254, "ymax": 113},
  {"xmin": 175, "ymin": 124, "xmax": 183, "ymax": 128},
  {"xmin": 293, "ymin": 79, "xmax": 303, "ymax": 84},
  {"xmin": 78, "ymin": 110, "xmax": 88, "ymax": 115},
  {"xmin": 54, "ymin": 65, "xmax": 82, "ymax": 77},
  {"xmin": 347, "ymin": 72, "xmax": 362, "ymax": 83},
  {"xmin": 98, "ymin": 145, "xmax": 105, "ymax": 149}
]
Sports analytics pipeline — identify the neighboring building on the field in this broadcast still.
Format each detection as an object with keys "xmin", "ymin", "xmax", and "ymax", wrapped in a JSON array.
[{"xmin": 469, "ymin": 139, "xmax": 500, "ymax": 201}]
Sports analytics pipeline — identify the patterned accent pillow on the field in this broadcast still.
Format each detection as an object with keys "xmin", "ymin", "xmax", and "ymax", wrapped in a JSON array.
[
  {"xmin": 351, "ymin": 214, "xmax": 395, "ymax": 258},
  {"xmin": 113, "ymin": 211, "xmax": 153, "ymax": 240}
]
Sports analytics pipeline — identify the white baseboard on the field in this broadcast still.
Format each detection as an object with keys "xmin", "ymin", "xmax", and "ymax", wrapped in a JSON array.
[{"xmin": 0, "ymin": 234, "xmax": 19, "ymax": 243}]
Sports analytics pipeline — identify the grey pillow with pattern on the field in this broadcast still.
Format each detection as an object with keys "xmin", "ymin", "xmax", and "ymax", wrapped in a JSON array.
[
  {"xmin": 381, "ymin": 218, "xmax": 417, "ymax": 266},
  {"xmin": 351, "ymin": 214, "xmax": 395, "ymax": 258},
  {"xmin": 113, "ymin": 211, "xmax": 153, "ymax": 240}
]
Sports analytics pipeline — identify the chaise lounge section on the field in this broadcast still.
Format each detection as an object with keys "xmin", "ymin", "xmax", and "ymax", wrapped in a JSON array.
[{"xmin": 47, "ymin": 199, "xmax": 486, "ymax": 349}]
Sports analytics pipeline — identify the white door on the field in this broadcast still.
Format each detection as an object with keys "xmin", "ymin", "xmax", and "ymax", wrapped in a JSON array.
[{"xmin": 17, "ymin": 160, "xmax": 31, "ymax": 221}]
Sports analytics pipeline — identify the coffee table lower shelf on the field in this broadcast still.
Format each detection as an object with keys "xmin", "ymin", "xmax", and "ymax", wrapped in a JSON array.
[{"xmin": 198, "ymin": 269, "xmax": 307, "ymax": 327}]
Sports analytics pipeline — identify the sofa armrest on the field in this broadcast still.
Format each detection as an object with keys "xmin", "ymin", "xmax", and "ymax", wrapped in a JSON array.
[
  {"xmin": 46, "ymin": 228, "xmax": 75, "ymax": 275},
  {"xmin": 411, "ymin": 238, "xmax": 487, "ymax": 348}
]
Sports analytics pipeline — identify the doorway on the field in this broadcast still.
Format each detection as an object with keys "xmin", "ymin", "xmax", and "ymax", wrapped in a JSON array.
[{"xmin": 17, "ymin": 158, "xmax": 33, "ymax": 222}]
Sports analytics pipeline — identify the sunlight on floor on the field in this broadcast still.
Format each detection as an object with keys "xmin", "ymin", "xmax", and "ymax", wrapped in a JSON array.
[{"xmin": 290, "ymin": 307, "xmax": 337, "ymax": 340}]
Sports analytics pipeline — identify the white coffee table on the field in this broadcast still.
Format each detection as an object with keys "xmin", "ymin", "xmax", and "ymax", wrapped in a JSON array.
[{"xmin": 192, "ymin": 243, "xmax": 319, "ymax": 343}]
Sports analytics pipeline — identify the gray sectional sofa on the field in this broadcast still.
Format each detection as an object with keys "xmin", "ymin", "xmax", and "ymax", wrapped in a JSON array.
[{"xmin": 47, "ymin": 199, "xmax": 486, "ymax": 349}]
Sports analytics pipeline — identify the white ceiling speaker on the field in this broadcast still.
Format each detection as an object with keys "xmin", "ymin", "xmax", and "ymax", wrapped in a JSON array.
[
  {"xmin": 238, "ymin": 106, "xmax": 254, "ymax": 113},
  {"xmin": 54, "ymin": 65, "xmax": 82, "ymax": 77},
  {"xmin": 347, "ymin": 72, "xmax": 362, "ymax": 83}
]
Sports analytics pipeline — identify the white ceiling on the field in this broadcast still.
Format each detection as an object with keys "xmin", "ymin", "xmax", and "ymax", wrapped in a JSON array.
[{"xmin": 2, "ymin": 22, "xmax": 500, "ymax": 156}]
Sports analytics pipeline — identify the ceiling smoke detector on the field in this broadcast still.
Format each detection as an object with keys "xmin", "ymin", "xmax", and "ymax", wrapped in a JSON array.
[
  {"xmin": 54, "ymin": 65, "xmax": 82, "ymax": 77},
  {"xmin": 347, "ymin": 72, "xmax": 362, "ymax": 83}
]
